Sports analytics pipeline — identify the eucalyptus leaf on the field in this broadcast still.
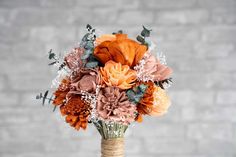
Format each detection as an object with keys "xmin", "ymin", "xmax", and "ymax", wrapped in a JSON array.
[
  {"xmin": 85, "ymin": 61, "xmax": 98, "ymax": 68},
  {"xmin": 136, "ymin": 35, "xmax": 145, "ymax": 44},
  {"xmin": 141, "ymin": 26, "xmax": 152, "ymax": 37},
  {"xmin": 42, "ymin": 90, "xmax": 49, "ymax": 106}
]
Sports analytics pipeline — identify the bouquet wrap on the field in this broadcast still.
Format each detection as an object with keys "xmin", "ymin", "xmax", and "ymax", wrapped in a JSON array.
[
  {"xmin": 101, "ymin": 138, "xmax": 124, "ymax": 157},
  {"xmin": 36, "ymin": 24, "xmax": 173, "ymax": 156}
]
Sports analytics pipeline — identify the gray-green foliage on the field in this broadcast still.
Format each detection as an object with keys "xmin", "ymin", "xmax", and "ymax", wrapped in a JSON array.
[
  {"xmin": 80, "ymin": 24, "xmax": 100, "ymax": 68},
  {"xmin": 126, "ymin": 84, "xmax": 148, "ymax": 104},
  {"xmin": 136, "ymin": 26, "xmax": 152, "ymax": 47}
]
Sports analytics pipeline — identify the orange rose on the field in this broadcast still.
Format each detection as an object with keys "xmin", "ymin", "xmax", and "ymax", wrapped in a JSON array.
[
  {"xmin": 94, "ymin": 34, "xmax": 147, "ymax": 67},
  {"xmin": 96, "ymin": 34, "xmax": 116, "ymax": 45},
  {"xmin": 100, "ymin": 60, "xmax": 137, "ymax": 89}
]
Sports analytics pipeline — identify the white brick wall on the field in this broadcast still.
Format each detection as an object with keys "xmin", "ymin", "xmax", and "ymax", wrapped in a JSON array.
[{"xmin": 0, "ymin": 0, "xmax": 236, "ymax": 156}]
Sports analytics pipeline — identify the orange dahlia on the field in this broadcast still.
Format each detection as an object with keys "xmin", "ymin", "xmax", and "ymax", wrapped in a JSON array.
[
  {"xmin": 100, "ymin": 60, "xmax": 137, "ymax": 89},
  {"xmin": 94, "ymin": 34, "xmax": 147, "ymax": 67},
  {"xmin": 60, "ymin": 95, "xmax": 91, "ymax": 130},
  {"xmin": 136, "ymin": 81, "xmax": 155, "ymax": 122},
  {"xmin": 53, "ymin": 78, "xmax": 71, "ymax": 106}
]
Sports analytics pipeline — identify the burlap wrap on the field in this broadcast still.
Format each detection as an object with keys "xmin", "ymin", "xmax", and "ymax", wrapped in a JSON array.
[{"xmin": 101, "ymin": 138, "xmax": 124, "ymax": 157}]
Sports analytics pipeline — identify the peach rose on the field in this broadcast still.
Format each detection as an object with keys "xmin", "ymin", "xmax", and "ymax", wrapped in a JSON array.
[
  {"xmin": 150, "ymin": 86, "xmax": 171, "ymax": 116},
  {"xmin": 100, "ymin": 60, "xmax": 137, "ymax": 89},
  {"xmin": 94, "ymin": 34, "xmax": 147, "ymax": 67}
]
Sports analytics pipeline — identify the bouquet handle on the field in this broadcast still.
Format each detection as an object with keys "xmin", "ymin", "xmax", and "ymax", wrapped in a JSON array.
[{"xmin": 101, "ymin": 138, "xmax": 124, "ymax": 157}]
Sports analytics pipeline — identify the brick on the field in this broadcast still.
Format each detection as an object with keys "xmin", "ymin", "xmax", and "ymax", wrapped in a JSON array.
[
  {"xmin": 202, "ymin": 26, "xmax": 236, "ymax": 43},
  {"xmin": 0, "ymin": 43, "xmax": 11, "ymax": 59},
  {"xmin": 0, "ymin": 92, "xmax": 19, "ymax": 105},
  {"xmin": 134, "ymin": 122, "xmax": 185, "ymax": 137},
  {"xmin": 216, "ymin": 91, "xmax": 236, "ymax": 105},
  {"xmin": 187, "ymin": 123, "xmax": 233, "ymax": 141},
  {"xmin": 145, "ymin": 139, "xmax": 196, "ymax": 154},
  {"xmin": 74, "ymin": 0, "xmax": 139, "ymax": 9},
  {"xmin": 155, "ymin": 9, "xmax": 209, "ymax": 25},
  {"xmin": 157, "ymin": 42, "xmax": 194, "ymax": 58},
  {"xmin": 194, "ymin": 43, "xmax": 234, "ymax": 58},
  {"xmin": 0, "ymin": 140, "xmax": 44, "ymax": 154},
  {"xmin": 159, "ymin": 27, "xmax": 200, "ymax": 41},
  {"xmin": 214, "ymin": 58, "xmax": 236, "ymax": 72},
  {"xmin": 169, "ymin": 58, "xmax": 214, "ymax": 72},
  {"xmin": 170, "ymin": 90, "xmax": 214, "ymax": 106},
  {"xmin": 211, "ymin": 8, "xmax": 236, "ymax": 24},
  {"xmin": 0, "ymin": 25, "xmax": 29, "ymax": 43},
  {"xmin": 126, "ymin": 138, "xmax": 143, "ymax": 154},
  {"xmin": 91, "ymin": 8, "xmax": 118, "ymax": 25},
  {"xmin": 117, "ymin": 11, "xmax": 154, "ymax": 25},
  {"xmin": 12, "ymin": 9, "xmax": 91, "ymax": 27},
  {"xmin": 144, "ymin": 0, "xmax": 197, "ymax": 9},
  {"xmin": 195, "ymin": 107, "xmax": 236, "ymax": 122},
  {"xmin": 8, "ymin": 75, "xmax": 53, "ymax": 91},
  {"xmin": 0, "ymin": 0, "xmax": 41, "ymax": 8},
  {"xmin": 197, "ymin": 140, "xmax": 235, "ymax": 155},
  {"xmin": 0, "ymin": 58, "xmax": 50, "ymax": 76},
  {"xmin": 206, "ymin": 72, "xmax": 236, "ymax": 89},
  {"xmin": 0, "ymin": 76, "xmax": 6, "ymax": 91},
  {"xmin": 197, "ymin": 0, "xmax": 236, "ymax": 8}
]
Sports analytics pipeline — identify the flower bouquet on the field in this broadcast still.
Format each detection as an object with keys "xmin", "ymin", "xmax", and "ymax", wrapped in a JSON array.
[{"xmin": 36, "ymin": 25, "xmax": 173, "ymax": 157}]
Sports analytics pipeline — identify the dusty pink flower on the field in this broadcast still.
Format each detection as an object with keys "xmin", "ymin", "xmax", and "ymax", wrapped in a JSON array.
[
  {"xmin": 64, "ymin": 47, "xmax": 84, "ymax": 70},
  {"xmin": 70, "ymin": 68, "xmax": 101, "ymax": 94},
  {"xmin": 96, "ymin": 87, "xmax": 136, "ymax": 125},
  {"xmin": 136, "ymin": 53, "xmax": 172, "ymax": 82}
]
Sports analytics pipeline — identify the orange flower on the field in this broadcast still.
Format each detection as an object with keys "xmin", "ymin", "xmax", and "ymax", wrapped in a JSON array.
[
  {"xmin": 96, "ymin": 34, "xmax": 116, "ymax": 45},
  {"xmin": 100, "ymin": 60, "xmax": 137, "ymax": 89},
  {"xmin": 60, "ymin": 96, "xmax": 91, "ymax": 130},
  {"xmin": 136, "ymin": 81, "xmax": 155, "ymax": 122},
  {"xmin": 53, "ymin": 78, "xmax": 71, "ymax": 106},
  {"xmin": 94, "ymin": 34, "xmax": 147, "ymax": 67},
  {"xmin": 150, "ymin": 86, "xmax": 171, "ymax": 116},
  {"xmin": 136, "ymin": 82, "xmax": 171, "ymax": 122}
]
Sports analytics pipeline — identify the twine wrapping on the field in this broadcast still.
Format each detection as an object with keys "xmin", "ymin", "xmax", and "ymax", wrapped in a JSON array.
[{"xmin": 101, "ymin": 138, "xmax": 124, "ymax": 157}]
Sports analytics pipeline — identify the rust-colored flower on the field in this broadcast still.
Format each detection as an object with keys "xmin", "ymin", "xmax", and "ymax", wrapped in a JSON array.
[
  {"xmin": 100, "ymin": 60, "xmax": 136, "ymax": 89},
  {"xmin": 60, "ymin": 95, "xmax": 91, "ymax": 130},
  {"xmin": 96, "ymin": 87, "xmax": 136, "ymax": 125},
  {"xmin": 64, "ymin": 47, "xmax": 84, "ymax": 70},
  {"xmin": 136, "ymin": 81, "xmax": 155, "ymax": 122},
  {"xmin": 135, "ymin": 82, "xmax": 171, "ymax": 122},
  {"xmin": 53, "ymin": 78, "xmax": 71, "ymax": 106},
  {"xmin": 94, "ymin": 34, "xmax": 147, "ymax": 67},
  {"xmin": 70, "ymin": 68, "xmax": 101, "ymax": 94}
]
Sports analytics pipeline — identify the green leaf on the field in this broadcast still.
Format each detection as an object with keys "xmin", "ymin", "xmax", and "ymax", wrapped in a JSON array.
[
  {"xmin": 48, "ymin": 95, "xmax": 54, "ymax": 104},
  {"xmin": 42, "ymin": 90, "xmax": 49, "ymax": 106},
  {"xmin": 53, "ymin": 105, "xmax": 57, "ymax": 112},
  {"xmin": 86, "ymin": 24, "xmax": 92, "ymax": 31},
  {"xmin": 141, "ymin": 26, "xmax": 152, "ymax": 37},
  {"xmin": 85, "ymin": 61, "xmax": 98, "ymax": 68},
  {"xmin": 84, "ymin": 42, "xmax": 94, "ymax": 50},
  {"xmin": 136, "ymin": 35, "xmax": 145, "ymax": 43},
  {"xmin": 48, "ymin": 49, "xmax": 55, "ymax": 60},
  {"xmin": 126, "ymin": 84, "xmax": 148, "ymax": 104},
  {"xmin": 48, "ymin": 61, "xmax": 57, "ymax": 66},
  {"xmin": 138, "ymin": 84, "xmax": 147, "ymax": 92}
]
